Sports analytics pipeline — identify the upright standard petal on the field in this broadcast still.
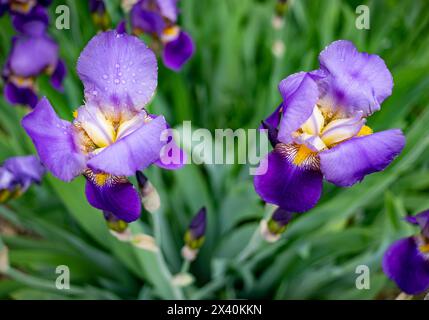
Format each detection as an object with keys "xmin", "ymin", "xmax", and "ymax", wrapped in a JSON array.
[
  {"xmin": 277, "ymin": 72, "xmax": 319, "ymax": 144},
  {"xmin": 87, "ymin": 115, "xmax": 167, "ymax": 176},
  {"xmin": 162, "ymin": 31, "xmax": 194, "ymax": 71},
  {"xmin": 85, "ymin": 179, "xmax": 141, "ymax": 222},
  {"xmin": 9, "ymin": 34, "xmax": 58, "ymax": 77},
  {"xmin": 156, "ymin": 0, "xmax": 178, "ymax": 22},
  {"xmin": 77, "ymin": 30, "xmax": 157, "ymax": 110},
  {"xmin": 253, "ymin": 150, "xmax": 323, "ymax": 212},
  {"xmin": 405, "ymin": 210, "xmax": 429, "ymax": 238},
  {"xmin": 382, "ymin": 237, "xmax": 429, "ymax": 295},
  {"xmin": 317, "ymin": 40, "xmax": 393, "ymax": 117},
  {"xmin": 131, "ymin": 4, "xmax": 165, "ymax": 34},
  {"xmin": 319, "ymin": 129, "xmax": 405, "ymax": 187},
  {"xmin": 22, "ymin": 98, "xmax": 86, "ymax": 181}
]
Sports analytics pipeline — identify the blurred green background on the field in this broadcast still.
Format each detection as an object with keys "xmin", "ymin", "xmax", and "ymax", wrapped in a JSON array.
[{"xmin": 1, "ymin": 0, "xmax": 429, "ymax": 299}]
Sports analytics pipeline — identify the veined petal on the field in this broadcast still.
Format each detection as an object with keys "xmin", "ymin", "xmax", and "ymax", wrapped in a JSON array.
[
  {"xmin": 277, "ymin": 72, "xmax": 319, "ymax": 144},
  {"xmin": 382, "ymin": 237, "xmax": 429, "ymax": 295},
  {"xmin": 76, "ymin": 104, "xmax": 115, "ymax": 148},
  {"xmin": 22, "ymin": 98, "xmax": 86, "ymax": 181},
  {"xmin": 317, "ymin": 40, "xmax": 393, "ymax": 117},
  {"xmin": 320, "ymin": 112, "xmax": 364, "ymax": 146},
  {"xmin": 253, "ymin": 150, "xmax": 323, "ymax": 212},
  {"xmin": 87, "ymin": 115, "xmax": 167, "ymax": 176},
  {"xmin": 77, "ymin": 30, "xmax": 157, "ymax": 111},
  {"xmin": 301, "ymin": 105, "xmax": 324, "ymax": 135},
  {"xmin": 85, "ymin": 179, "xmax": 141, "ymax": 222},
  {"xmin": 319, "ymin": 129, "xmax": 405, "ymax": 187}
]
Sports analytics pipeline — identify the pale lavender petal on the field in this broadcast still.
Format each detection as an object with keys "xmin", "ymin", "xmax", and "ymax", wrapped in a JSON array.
[
  {"xmin": 162, "ymin": 31, "xmax": 194, "ymax": 71},
  {"xmin": 318, "ymin": 40, "xmax": 393, "ymax": 117},
  {"xmin": 382, "ymin": 237, "xmax": 429, "ymax": 295},
  {"xmin": 77, "ymin": 30, "xmax": 157, "ymax": 111},
  {"xmin": 156, "ymin": 0, "xmax": 178, "ymax": 22},
  {"xmin": 85, "ymin": 179, "xmax": 141, "ymax": 222},
  {"xmin": 253, "ymin": 150, "xmax": 323, "ymax": 212},
  {"xmin": 9, "ymin": 34, "xmax": 58, "ymax": 77},
  {"xmin": 277, "ymin": 72, "xmax": 319, "ymax": 144},
  {"xmin": 87, "ymin": 115, "xmax": 167, "ymax": 176},
  {"xmin": 319, "ymin": 129, "xmax": 405, "ymax": 187},
  {"xmin": 21, "ymin": 98, "xmax": 86, "ymax": 181}
]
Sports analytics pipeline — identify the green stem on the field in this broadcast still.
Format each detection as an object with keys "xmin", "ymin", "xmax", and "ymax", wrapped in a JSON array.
[
  {"xmin": 191, "ymin": 277, "xmax": 229, "ymax": 300},
  {"xmin": 237, "ymin": 229, "xmax": 262, "ymax": 263},
  {"xmin": 151, "ymin": 210, "xmax": 185, "ymax": 300},
  {"xmin": 180, "ymin": 259, "xmax": 191, "ymax": 274}
]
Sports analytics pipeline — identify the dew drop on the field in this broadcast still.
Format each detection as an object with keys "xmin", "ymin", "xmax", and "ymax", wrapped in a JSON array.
[
  {"xmin": 115, "ymin": 63, "xmax": 120, "ymax": 68},
  {"xmin": 121, "ymin": 80, "xmax": 126, "ymax": 84},
  {"xmin": 102, "ymin": 74, "xmax": 108, "ymax": 80},
  {"xmin": 114, "ymin": 79, "xmax": 120, "ymax": 84}
]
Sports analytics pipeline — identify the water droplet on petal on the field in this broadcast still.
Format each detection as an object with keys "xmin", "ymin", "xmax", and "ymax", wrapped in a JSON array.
[
  {"xmin": 102, "ymin": 74, "xmax": 108, "ymax": 80},
  {"xmin": 115, "ymin": 63, "xmax": 120, "ymax": 68},
  {"xmin": 114, "ymin": 79, "xmax": 120, "ymax": 84}
]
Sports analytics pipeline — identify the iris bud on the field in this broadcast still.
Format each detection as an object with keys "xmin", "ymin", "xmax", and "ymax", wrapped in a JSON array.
[
  {"xmin": 103, "ymin": 211, "xmax": 132, "ymax": 241},
  {"xmin": 182, "ymin": 207, "xmax": 207, "ymax": 261},
  {"xmin": 136, "ymin": 171, "xmax": 160, "ymax": 213},
  {"xmin": 260, "ymin": 208, "xmax": 293, "ymax": 243}
]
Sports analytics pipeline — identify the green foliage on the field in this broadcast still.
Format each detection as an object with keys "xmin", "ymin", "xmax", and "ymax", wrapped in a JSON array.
[{"xmin": 1, "ymin": 0, "xmax": 429, "ymax": 299}]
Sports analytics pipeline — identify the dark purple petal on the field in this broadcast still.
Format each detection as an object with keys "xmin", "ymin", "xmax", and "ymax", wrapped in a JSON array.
[
  {"xmin": 188, "ymin": 207, "xmax": 207, "ymax": 239},
  {"xmin": 116, "ymin": 20, "xmax": 127, "ymax": 34},
  {"xmin": 4, "ymin": 82, "xmax": 38, "ymax": 108},
  {"xmin": 21, "ymin": 97, "xmax": 86, "ymax": 181},
  {"xmin": 319, "ymin": 129, "xmax": 405, "ymax": 187},
  {"xmin": 12, "ymin": 5, "xmax": 49, "ymax": 35},
  {"xmin": 77, "ymin": 30, "xmax": 157, "ymax": 111},
  {"xmin": 3, "ymin": 155, "xmax": 44, "ymax": 189},
  {"xmin": 162, "ymin": 31, "xmax": 194, "ymax": 71},
  {"xmin": 277, "ymin": 72, "xmax": 319, "ymax": 144},
  {"xmin": 87, "ymin": 115, "xmax": 167, "ymax": 176},
  {"xmin": 50, "ymin": 59, "xmax": 66, "ymax": 91},
  {"xmin": 317, "ymin": 40, "xmax": 393, "ymax": 117},
  {"xmin": 9, "ymin": 34, "xmax": 58, "ymax": 77},
  {"xmin": 85, "ymin": 179, "xmax": 141, "ymax": 222},
  {"xmin": 131, "ymin": 4, "xmax": 165, "ymax": 34},
  {"xmin": 253, "ymin": 150, "xmax": 323, "ymax": 212},
  {"xmin": 260, "ymin": 103, "xmax": 283, "ymax": 130},
  {"xmin": 382, "ymin": 237, "xmax": 429, "ymax": 295},
  {"xmin": 89, "ymin": 0, "xmax": 106, "ymax": 13}
]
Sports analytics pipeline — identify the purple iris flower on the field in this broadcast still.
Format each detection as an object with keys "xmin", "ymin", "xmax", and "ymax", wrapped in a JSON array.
[
  {"xmin": 0, "ymin": 155, "xmax": 45, "ymax": 202},
  {"xmin": 254, "ymin": 40, "xmax": 405, "ymax": 213},
  {"xmin": 130, "ymin": 0, "xmax": 194, "ymax": 71},
  {"xmin": 383, "ymin": 210, "xmax": 429, "ymax": 295},
  {"xmin": 1, "ymin": 1, "xmax": 66, "ymax": 108},
  {"xmin": 22, "ymin": 30, "xmax": 185, "ymax": 223}
]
